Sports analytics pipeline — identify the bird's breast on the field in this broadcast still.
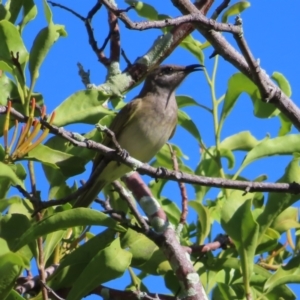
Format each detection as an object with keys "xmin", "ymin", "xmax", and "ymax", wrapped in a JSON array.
[{"xmin": 117, "ymin": 100, "xmax": 177, "ymax": 162}]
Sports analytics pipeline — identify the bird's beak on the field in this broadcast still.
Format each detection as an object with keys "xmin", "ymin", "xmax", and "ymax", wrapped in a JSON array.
[{"xmin": 184, "ymin": 64, "xmax": 205, "ymax": 73}]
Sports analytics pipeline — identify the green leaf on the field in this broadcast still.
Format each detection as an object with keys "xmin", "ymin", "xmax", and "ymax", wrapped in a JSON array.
[
  {"xmin": 0, "ymin": 238, "xmax": 10, "ymax": 256},
  {"xmin": 43, "ymin": 229, "xmax": 66, "ymax": 264},
  {"xmin": 120, "ymin": 229, "xmax": 170, "ymax": 274},
  {"xmin": 0, "ymin": 4, "xmax": 10, "ymax": 21},
  {"xmin": 152, "ymin": 143, "xmax": 191, "ymax": 173},
  {"xmin": 178, "ymin": 109, "xmax": 202, "ymax": 144},
  {"xmin": 194, "ymin": 148, "xmax": 219, "ymax": 200},
  {"xmin": 220, "ymin": 131, "xmax": 260, "ymax": 151},
  {"xmin": 189, "ymin": 201, "xmax": 210, "ymax": 244},
  {"xmin": 176, "ymin": 95, "xmax": 201, "ymax": 108},
  {"xmin": 212, "ymin": 283, "xmax": 238, "ymax": 300},
  {"xmin": 0, "ymin": 252, "xmax": 24, "ymax": 299},
  {"xmin": 264, "ymin": 255, "xmax": 300, "ymax": 293},
  {"xmin": 14, "ymin": 208, "xmax": 125, "ymax": 250},
  {"xmin": 48, "ymin": 229, "xmax": 116, "ymax": 290},
  {"xmin": 176, "ymin": 95, "xmax": 210, "ymax": 113},
  {"xmin": 272, "ymin": 72, "xmax": 292, "ymax": 136},
  {"xmin": 221, "ymin": 194, "xmax": 259, "ymax": 289},
  {"xmin": 0, "ymin": 19, "xmax": 28, "ymax": 103},
  {"xmin": 4, "ymin": 0, "xmax": 22, "ymax": 23},
  {"xmin": 221, "ymin": 1, "xmax": 251, "ymax": 23},
  {"xmin": 271, "ymin": 207, "xmax": 300, "ymax": 234},
  {"xmin": 125, "ymin": 1, "xmax": 158, "ymax": 20},
  {"xmin": 0, "ymin": 213, "xmax": 33, "ymax": 263},
  {"xmin": 159, "ymin": 198, "xmax": 181, "ymax": 226},
  {"xmin": 194, "ymin": 147, "xmax": 235, "ymax": 199},
  {"xmin": 272, "ymin": 72, "xmax": 292, "ymax": 97},
  {"xmin": 52, "ymin": 89, "xmax": 112, "ymax": 127},
  {"xmin": 42, "ymin": 0, "xmax": 53, "ymax": 24},
  {"xmin": 29, "ymin": 23, "xmax": 67, "ymax": 87},
  {"xmin": 237, "ymin": 134, "xmax": 300, "ymax": 175},
  {"xmin": 19, "ymin": 0, "xmax": 37, "ymax": 33},
  {"xmin": 0, "ymin": 197, "xmax": 19, "ymax": 212},
  {"xmin": 180, "ymin": 34, "xmax": 204, "ymax": 64},
  {"xmin": 278, "ymin": 112, "xmax": 292, "ymax": 136},
  {"xmin": 0, "ymin": 162, "xmax": 24, "ymax": 187},
  {"xmin": 257, "ymin": 156, "xmax": 300, "ymax": 243},
  {"xmin": 66, "ymin": 238, "xmax": 132, "ymax": 300},
  {"xmin": 27, "ymin": 144, "xmax": 86, "ymax": 178},
  {"xmin": 4, "ymin": 290, "xmax": 25, "ymax": 300},
  {"xmin": 220, "ymin": 73, "xmax": 278, "ymax": 129}
]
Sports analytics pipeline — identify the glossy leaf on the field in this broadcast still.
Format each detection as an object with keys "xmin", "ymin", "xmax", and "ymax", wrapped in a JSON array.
[
  {"xmin": 194, "ymin": 148, "xmax": 220, "ymax": 200},
  {"xmin": 27, "ymin": 144, "xmax": 86, "ymax": 178},
  {"xmin": 14, "ymin": 208, "xmax": 125, "ymax": 250},
  {"xmin": 0, "ymin": 162, "xmax": 24, "ymax": 187},
  {"xmin": 221, "ymin": 1, "xmax": 251, "ymax": 23},
  {"xmin": 4, "ymin": 290, "xmax": 25, "ymax": 300},
  {"xmin": 194, "ymin": 147, "xmax": 235, "ymax": 199},
  {"xmin": 272, "ymin": 72, "xmax": 292, "ymax": 136},
  {"xmin": 66, "ymin": 238, "xmax": 132, "ymax": 300},
  {"xmin": 0, "ymin": 19, "xmax": 28, "ymax": 103},
  {"xmin": 0, "ymin": 20, "xmax": 28, "ymax": 70},
  {"xmin": 180, "ymin": 34, "xmax": 204, "ymax": 64},
  {"xmin": 29, "ymin": 24, "xmax": 67, "ymax": 85},
  {"xmin": 19, "ymin": 0, "xmax": 37, "ymax": 33},
  {"xmin": 220, "ymin": 73, "xmax": 278, "ymax": 129},
  {"xmin": 125, "ymin": 1, "xmax": 158, "ymax": 20},
  {"xmin": 120, "ymin": 228, "xmax": 170, "ymax": 274},
  {"xmin": 0, "ymin": 197, "xmax": 19, "ymax": 212},
  {"xmin": 159, "ymin": 198, "xmax": 181, "ymax": 226},
  {"xmin": 178, "ymin": 109, "xmax": 202, "ymax": 144},
  {"xmin": 189, "ymin": 201, "xmax": 210, "ymax": 244},
  {"xmin": 220, "ymin": 131, "xmax": 260, "ymax": 151},
  {"xmin": 212, "ymin": 283, "xmax": 238, "ymax": 300},
  {"xmin": 264, "ymin": 255, "xmax": 300, "ymax": 293},
  {"xmin": 0, "ymin": 4, "xmax": 10, "ymax": 21},
  {"xmin": 4, "ymin": 0, "xmax": 22, "ymax": 23},
  {"xmin": 271, "ymin": 207, "xmax": 300, "ymax": 234},
  {"xmin": 278, "ymin": 112, "xmax": 292, "ymax": 136},
  {"xmin": 257, "ymin": 156, "xmax": 300, "ymax": 243},
  {"xmin": 272, "ymin": 72, "xmax": 292, "ymax": 97},
  {"xmin": 153, "ymin": 143, "xmax": 192, "ymax": 173},
  {"xmin": 48, "ymin": 229, "xmax": 116, "ymax": 290},
  {"xmin": 52, "ymin": 89, "xmax": 113, "ymax": 127},
  {"xmin": 0, "ymin": 252, "xmax": 24, "ymax": 299},
  {"xmin": 0, "ymin": 213, "xmax": 33, "ymax": 262},
  {"xmin": 221, "ymin": 195, "xmax": 259, "ymax": 289},
  {"xmin": 237, "ymin": 134, "xmax": 300, "ymax": 176}
]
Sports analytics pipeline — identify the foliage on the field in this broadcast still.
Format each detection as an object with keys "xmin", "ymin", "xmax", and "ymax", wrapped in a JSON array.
[{"xmin": 0, "ymin": 1, "xmax": 299, "ymax": 300}]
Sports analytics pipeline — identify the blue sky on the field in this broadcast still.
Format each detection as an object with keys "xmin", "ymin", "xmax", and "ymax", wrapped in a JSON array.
[{"xmin": 13, "ymin": 0, "xmax": 300, "ymax": 298}]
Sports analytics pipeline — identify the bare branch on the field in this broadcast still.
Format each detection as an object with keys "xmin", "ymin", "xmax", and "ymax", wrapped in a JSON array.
[
  {"xmin": 2, "ymin": 105, "xmax": 300, "ymax": 198},
  {"xmin": 171, "ymin": 0, "xmax": 300, "ymax": 131}
]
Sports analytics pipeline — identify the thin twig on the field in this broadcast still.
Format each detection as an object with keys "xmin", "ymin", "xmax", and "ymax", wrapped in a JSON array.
[
  {"xmin": 210, "ymin": 0, "xmax": 230, "ymax": 20},
  {"xmin": 108, "ymin": 10, "xmax": 120, "ymax": 62},
  {"xmin": 168, "ymin": 144, "xmax": 188, "ymax": 224},
  {"xmin": 28, "ymin": 161, "xmax": 48, "ymax": 300},
  {"xmin": 2, "ymin": 105, "xmax": 300, "ymax": 200},
  {"xmin": 121, "ymin": 48, "xmax": 132, "ymax": 66},
  {"xmin": 47, "ymin": 1, "xmax": 85, "ymax": 20},
  {"xmin": 112, "ymin": 181, "xmax": 150, "ymax": 232}
]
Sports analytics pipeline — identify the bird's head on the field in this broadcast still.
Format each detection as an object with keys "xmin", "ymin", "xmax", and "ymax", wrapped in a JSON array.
[{"xmin": 143, "ymin": 64, "xmax": 204, "ymax": 94}]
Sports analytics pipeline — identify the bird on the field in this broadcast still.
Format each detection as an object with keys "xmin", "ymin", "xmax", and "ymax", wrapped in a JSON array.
[{"xmin": 74, "ymin": 64, "xmax": 203, "ymax": 208}]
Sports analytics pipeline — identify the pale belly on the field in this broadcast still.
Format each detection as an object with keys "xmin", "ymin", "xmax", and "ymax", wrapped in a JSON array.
[{"xmin": 98, "ymin": 100, "xmax": 177, "ymax": 185}]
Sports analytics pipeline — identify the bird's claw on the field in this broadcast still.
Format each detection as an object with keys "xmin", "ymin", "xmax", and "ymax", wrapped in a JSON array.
[{"xmin": 155, "ymin": 166, "xmax": 167, "ymax": 182}]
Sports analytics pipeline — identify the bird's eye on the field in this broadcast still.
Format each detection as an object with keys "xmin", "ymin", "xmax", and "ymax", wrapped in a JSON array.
[{"xmin": 164, "ymin": 67, "xmax": 173, "ymax": 74}]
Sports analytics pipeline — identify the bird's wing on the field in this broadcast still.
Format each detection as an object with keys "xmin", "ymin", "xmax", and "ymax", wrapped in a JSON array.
[
  {"xmin": 169, "ymin": 122, "xmax": 177, "ymax": 140},
  {"xmin": 92, "ymin": 97, "xmax": 142, "ymax": 172}
]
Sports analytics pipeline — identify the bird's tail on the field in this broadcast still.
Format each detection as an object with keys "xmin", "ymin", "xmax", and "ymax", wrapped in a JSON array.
[{"xmin": 73, "ymin": 179, "xmax": 106, "ymax": 208}]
